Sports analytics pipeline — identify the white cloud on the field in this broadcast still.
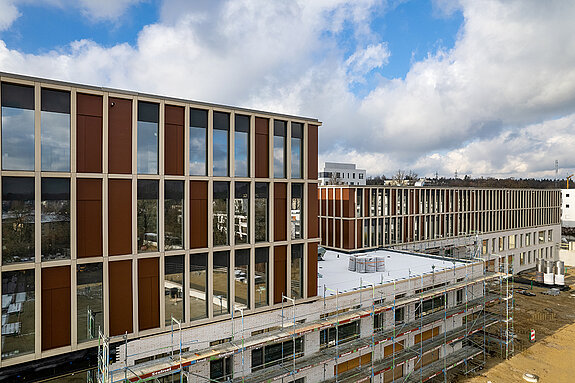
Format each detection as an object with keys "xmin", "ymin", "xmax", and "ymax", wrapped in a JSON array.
[
  {"xmin": 0, "ymin": 0, "xmax": 20, "ymax": 31},
  {"xmin": 1, "ymin": 0, "xmax": 575, "ymax": 179}
]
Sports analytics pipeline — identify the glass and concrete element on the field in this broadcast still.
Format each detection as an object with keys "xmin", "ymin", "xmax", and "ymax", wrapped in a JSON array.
[{"xmin": 319, "ymin": 162, "xmax": 367, "ymax": 186}]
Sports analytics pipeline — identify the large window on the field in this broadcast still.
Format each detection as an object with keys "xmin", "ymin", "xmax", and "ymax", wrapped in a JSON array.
[
  {"xmin": 190, "ymin": 253, "xmax": 208, "ymax": 320},
  {"xmin": 1, "ymin": 83, "xmax": 35, "ymax": 171},
  {"xmin": 213, "ymin": 182, "xmax": 229, "ymax": 246},
  {"xmin": 291, "ymin": 184, "xmax": 302, "ymax": 239},
  {"xmin": 2, "ymin": 177, "xmax": 35, "ymax": 264},
  {"xmin": 234, "ymin": 114, "xmax": 250, "ymax": 177},
  {"xmin": 273, "ymin": 120, "xmax": 286, "ymax": 178},
  {"xmin": 255, "ymin": 183, "xmax": 268, "ymax": 242},
  {"xmin": 320, "ymin": 321, "xmax": 360, "ymax": 349},
  {"xmin": 165, "ymin": 180, "xmax": 184, "ymax": 250},
  {"xmin": 1, "ymin": 269, "xmax": 35, "ymax": 359},
  {"xmin": 416, "ymin": 296, "xmax": 446, "ymax": 318},
  {"xmin": 255, "ymin": 247, "xmax": 269, "ymax": 308},
  {"xmin": 210, "ymin": 356, "xmax": 233, "ymax": 382},
  {"xmin": 189, "ymin": 108, "xmax": 208, "ymax": 176},
  {"xmin": 77, "ymin": 263, "xmax": 103, "ymax": 343},
  {"xmin": 165, "ymin": 255, "xmax": 184, "ymax": 326},
  {"xmin": 291, "ymin": 122, "xmax": 302, "ymax": 178},
  {"xmin": 252, "ymin": 337, "xmax": 304, "ymax": 371},
  {"xmin": 137, "ymin": 180, "xmax": 158, "ymax": 253},
  {"xmin": 291, "ymin": 244, "xmax": 303, "ymax": 299},
  {"xmin": 41, "ymin": 88, "xmax": 70, "ymax": 172},
  {"xmin": 41, "ymin": 178, "xmax": 70, "ymax": 261},
  {"xmin": 234, "ymin": 182, "xmax": 249, "ymax": 244},
  {"xmin": 137, "ymin": 101, "xmax": 159, "ymax": 174},
  {"xmin": 213, "ymin": 251, "xmax": 230, "ymax": 316},
  {"xmin": 213, "ymin": 111, "xmax": 229, "ymax": 177},
  {"xmin": 234, "ymin": 249, "xmax": 250, "ymax": 310}
]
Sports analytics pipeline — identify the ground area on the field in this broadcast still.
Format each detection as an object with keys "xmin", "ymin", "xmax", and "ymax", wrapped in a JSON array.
[{"xmin": 462, "ymin": 266, "xmax": 575, "ymax": 383}]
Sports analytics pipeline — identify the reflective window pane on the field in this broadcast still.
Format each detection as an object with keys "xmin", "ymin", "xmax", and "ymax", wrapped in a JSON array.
[
  {"xmin": 273, "ymin": 120, "xmax": 286, "ymax": 178},
  {"xmin": 77, "ymin": 263, "xmax": 103, "ymax": 343},
  {"xmin": 165, "ymin": 255, "xmax": 184, "ymax": 326},
  {"xmin": 190, "ymin": 108, "xmax": 207, "ymax": 176},
  {"xmin": 165, "ymin": 181, "xmax": 184, "ymax": 250},
  {"xmin": 1, "ymin": 269, "xmax": 35, "ymax": 359},
  {"xmin": 255, "ymin": 247, "xmax": 269, "ymax": 308},
  {"xmin": 234, "ymin": 182, "xmax": 249, "ymax": 245},
  {"xmin": 137, "ymin": 102, "xmax": 159, "ymax": 174},
  {"xmin": 213, "ymin": 112, "xmax": 229, "ymax": 177},
  {"xmin": 213, "ymin": 251, "xmax": 230, "ymax": 316},
  {"xmin": 234, "ymin": 115, "xmax": 250, "ymax": 177},
  {"xmin": 2, "ymin": 82, "xmax": 35, "ymax": 171},
  {"xmin": 291, "ymin": 123, "xmax": 302, "ymax": 179},
  {"xmin": 41, "ymin": 178, "xmax": 70, "ymax": 261},
  {"xmin": 255, "ymin": 183, "xmax": 268, "ymax": 243},
  {"xmin": 213, "ymin": 182, "xmax": 229, "ymax": 246},
  {"xmin": 291, "ymin": 184, "xmax": 303, "ymax": 239},
  {"xmin": 291, "ymin": 245, "xmax": 303, "ymax": 299},
  {"xmin": 234, "ymin": 249, "xmax": 250, "ymax": 310},
  {"xmin": 41, "ymin": 89, "xmax": 70, "ymax": 172},
  {"xmin": 2, "ymin": 177, "xmax": 35, "ymax": 264},
  {"xmin": 190, "ymin": 253, "xmax": 207, "ymax": 321},
  {"xmin": 137, "ymin": 180, "xmax": 158, "ymax": 252}
]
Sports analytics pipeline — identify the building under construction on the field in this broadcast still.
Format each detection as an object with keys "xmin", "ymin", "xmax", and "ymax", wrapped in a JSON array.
[{"xmin": 94, "ymin": 248, "xmax": 514, "ymax": 383}]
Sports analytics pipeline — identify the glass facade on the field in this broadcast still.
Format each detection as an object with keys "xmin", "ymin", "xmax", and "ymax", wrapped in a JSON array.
[
  {"xmin": 137, "ymin": 180, "xmax": 159, "ymax": 252},
  {"xmin": 234, "ymin": 249, "xmax": 250, "ymax": 310},
  {"xmin": 213, "ymin": 111, "xmax": 229, "ymax": 177},
  {"xmin": 291, "ymin": 184, "xmax": 303, "ymax": 239},
  {"xmin": 189, "ymin": 108, "xmax": 208, "ymax": 176},
  {"xmin": 189, "ymin": 253, "xmax": 208, "ymax": 320},
  {"xmin": 273, "ymin": 120, "xmax": 286, "ymax": 178},
  {"xmin": 165, "ymin": 181, "xmax": 184, "ymax": 250},
  {"xmin": 1, "ymin": 83, "xmax": 35, "ymax": 171},
  {"xmin": 213, "ymin": 182, "xmax": 229, "ymax": 246},
  {"xmin": 255, "ymin": 183, "xmax": 268, "ymax": 242},
  {"xmin": 255, "ymin": 247, "xmax": 269, "ymax": 308},
  {"xmin": 41, "ymin": 88, "xmax": 70, "ymax": 172},
  {"xmin": 1, "ymin": 269, "xmax": 35, "ymax": 359},
  {"xmin": 291, "ymin": 244, "xmax": 303, "ymax": 299},
  {"xmin": 137, "ymin": 101, "xmax": 159, "ymax": 174},
  {"xmin": 213, "ymin": 251, "xmax": 229, "ymax": 316},
  {"xmin": 234, "ymin": 114, "xmax": 250, "ymax": 177},
  {"xmin": 234, "ymin": 182, "xmax": 249, "ymax": 245},
  {"xmin": 77, "ymin": 263, "xmax": 103, "ymax": 343},
  {"xmin": 291, "ymin": 122, "xmax": 302, "ymax": 178},
  {"xmin": 165, "ymin": 255, "xmax": 184, "ymax": 325},
  {"xmin": 41, "ymin": 178, "xmax": 70, "ymax": 261},
  {"xmin": 2, "ymin": 177, "xmax": 35, "ymax": 264}
]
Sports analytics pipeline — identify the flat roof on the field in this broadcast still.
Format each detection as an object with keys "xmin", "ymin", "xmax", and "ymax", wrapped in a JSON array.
[
  {"xmin": 0, "ymin": 71, "xmax": 321, "ymax": 124},
  {"xmin": 318, "ymin": 249, "xmax": 467, "ymax": 295}
]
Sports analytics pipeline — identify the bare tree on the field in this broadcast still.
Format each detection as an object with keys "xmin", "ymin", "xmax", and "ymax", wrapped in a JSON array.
[{"xmin": 327, "ymin": 172, "xmax": 343, "ymax": 185}]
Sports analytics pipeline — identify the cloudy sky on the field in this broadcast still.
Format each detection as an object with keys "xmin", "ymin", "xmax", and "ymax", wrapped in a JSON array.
[{"xmin": 1, "ymin": 0, "xmax": 574, "ymax": 179}]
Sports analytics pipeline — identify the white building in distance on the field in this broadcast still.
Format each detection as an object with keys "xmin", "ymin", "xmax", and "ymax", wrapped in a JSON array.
[
  {"xmin": 561, "ymin": 189, "xmax": 575, "ymax": 227},
  {"xmin": 319, "ymin": 162, "xmax": 366, "ymax": 185}
]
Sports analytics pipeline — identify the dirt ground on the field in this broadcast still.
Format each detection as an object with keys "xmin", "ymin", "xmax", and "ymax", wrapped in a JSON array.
[{"xmin": 463, "ymin": 266, "xmax": 575, "ymax": 383}]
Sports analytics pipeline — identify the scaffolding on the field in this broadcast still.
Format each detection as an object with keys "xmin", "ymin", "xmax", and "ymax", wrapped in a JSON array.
[{"xmin": 96, "ymin": 258, "xmax": 513, "ymax": 383}]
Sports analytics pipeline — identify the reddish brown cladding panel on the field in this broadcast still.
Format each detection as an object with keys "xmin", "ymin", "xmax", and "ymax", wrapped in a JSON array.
[
  {"xmin": 415, "ymin": 190, "xmax": 419, "ymax": 214},
  {"xmin": 273, "ymin": 245, "xmax": 287, "ymax": 304},
  {"xmin": 335, "ymin": 219, "xmax": 341, "ymax": 248},
  {"xmin": 391, "ymin": 190, "xmax": 396, "ymax": 215},
  {"xmin": 327, "ymin": 189, "xmax": 334, "ymax": 216},
  {"xmin": 164, "ymin": 105, "xmax": 184, "ymax": 176},
  {"xmin": 409, "ymin": 190, "xmax": 414, "ymax": 215},
  {"xmin": 255, "ymin": 117, "xmax": 269, "ymax": 178},
  {"xmin": 308, "ymin": 183, "xmax": 319, "ymax": 239},
  {"xmin": 327, "ymin": 218, "xmax": 334, "ymax": 248},
  {"xmin": 108, "ymin": 97, "xmax": 132, "ymax": 174},
  {"xmin": 108, "ymin": 179, "xmax": 132, "ymax": 255},
  {"xmin": 335, "ymin": 188, "xmax": 341, "ymax": 216},
  {"xmin": 274, "ymin": 183, "xmax": 287, "ymax": 241},
  {"xmin": 307, "ymin": 125, "xmax": 318, "ymax": 180},
  {"xmin": 77, "ymin": 93, "xmax": 103, "ymax": 173},
  {"xmin": 343, "ymin": 220, "xmax": 354, "ymax": 250},
  {"xmin": 307, "ymin": 243, "xmax": 318, "ymax": 297},
  {"xmin": 77, "ymin": 178, "xmax": 103, "ymax": 258},
  {"xmin": 357, "ymin": 220, "xmax": 362, "ymax": 249},
  {"xmin": 364, "ymin": 189, "xmax": 369, "ymax": 217},
  {"xmin": 109, "ymin": 260, "xmax": 133, "ymax": 336},
  {"xmin": 190, "ymin": 181, "xmax": 208, "ymax": 249},
  {"xmin": 138, "ymin": 257, "xmax": 160, "ymax": 331},
  {"xmin": 320, "ymin": 188, "xmax": 326, "ymax": 216},
  {"xmin": 42, "ymin": 266, "xmax": 71, "ymax": 351},
  {"xmin": 343, "ymin": 188, "xmax": 354, "ymax": 218},
  {"xmin": 321, "ymin": 218, "xmax": 327, "ymax": 246}
]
